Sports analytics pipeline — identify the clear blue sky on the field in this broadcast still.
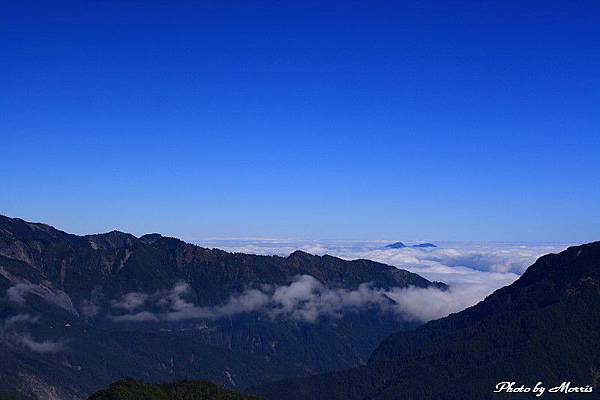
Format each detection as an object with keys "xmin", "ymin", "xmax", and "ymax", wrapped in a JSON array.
[{"xmin": 1, "ymin": 1, "xmax": 599, "ymax": 242}]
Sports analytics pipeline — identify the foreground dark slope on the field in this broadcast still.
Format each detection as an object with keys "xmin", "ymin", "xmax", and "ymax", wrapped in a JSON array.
[
  {"xmin": 88, "ymin": 378, "xmax": 260, "ymax": 400},
  {"xmin": 0, "ymin": 215, "xmax": 443, "ymax": 399},
  {"xmin": 253, "ymin": 241, "xmax": 600, "ymax": 400}
]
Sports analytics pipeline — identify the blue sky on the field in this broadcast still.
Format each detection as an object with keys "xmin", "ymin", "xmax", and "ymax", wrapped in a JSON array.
[{"xmin": 1, "ymin": 1, "xmax": 599, "ymax": 241}]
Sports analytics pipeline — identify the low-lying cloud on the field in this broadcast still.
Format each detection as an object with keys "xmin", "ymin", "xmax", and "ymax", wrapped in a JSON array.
[
  {"xmin": 110, "ymin": 275, "xmax": 487, "ymax": 323},
  {"xmin": 112, "ymin": 276, "xmax": 392, "ymax": 323},
  {"xmin": 0, "ymin": 314, "xmax": 63, "ymax": 353},
  {"xmin": 268, "ymin": 276, "xmax": 390, "ymax": 322},
  {"xmin": 386, "ymin": 284, "xmax": 492, "ymax": 321}
]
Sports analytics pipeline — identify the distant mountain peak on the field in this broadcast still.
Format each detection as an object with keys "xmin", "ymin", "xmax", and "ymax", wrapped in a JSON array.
[
  {"xmin": 139, "ymin": 233, "xmax": 164, "ymax": 244},
  {"xmin": 411, "ymin": 242, "xmax": 437, "ymax": 248},
  {"xmin": 385, "ymin": 241, "xmax": 406, "ymax": 249},
  {"xmin": 86, "ymin": 230, "xmax": 137, "ymax": 250},
  {"xmin": 385, "ymin": 241, "xmax": 437, "ymax": 249},
  {"xmin": 287, "ymin": 250, "xmax": 315, "ymax": 259}
]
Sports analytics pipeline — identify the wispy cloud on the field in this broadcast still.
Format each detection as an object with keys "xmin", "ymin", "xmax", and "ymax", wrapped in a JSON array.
[
  {"xmin": 0, "ymin": 314, "xmax": 63, "ymax": 353},
  {"xmin": 112, "ymin": 311, "xmax": 159, "ymax": 322},
  {"xmin": 111, "ymin": 292, "xmax": 150, "ymax": 311},
  {"xmin": 6, "ymin": 282, "xmax": 79, "ymax": 315}
]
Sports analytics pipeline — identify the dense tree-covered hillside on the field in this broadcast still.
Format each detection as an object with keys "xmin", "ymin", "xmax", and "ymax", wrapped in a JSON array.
[{"xmin": 88, "ymin": 379, "xmax": 261, "ymax": 400}]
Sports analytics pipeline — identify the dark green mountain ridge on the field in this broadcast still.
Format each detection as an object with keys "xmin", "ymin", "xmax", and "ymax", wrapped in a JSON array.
[{"xmin": 87, "ymin": 378, "xmax": 260, "ymax": 400}]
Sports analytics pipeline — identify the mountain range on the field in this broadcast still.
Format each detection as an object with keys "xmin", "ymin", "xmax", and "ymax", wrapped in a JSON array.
[
  {"xmin": 3, "ymin": 215, "xmax": 598, "ymax": 400},
  {"xmin": 0, "ymin": 215, "xmax": 444, "ymax": 399}
]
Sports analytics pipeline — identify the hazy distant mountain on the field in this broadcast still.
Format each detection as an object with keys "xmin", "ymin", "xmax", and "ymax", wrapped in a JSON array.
[
  {"xmin": 0, "ymin": 215, "xmax": 444, "ymax": 399},
  {"xmin": 253, "ymin": 241, "xmax": 600, "ymax": 399},
  {"xmin": 410, "ymin": 243, "xmax": 436, "ymax": 248},
  {"xmin": 384, "ymin": 242, "xmax": 437, "ymax": 249},
  {"xmin": 384, "ymin": 242, "xmax": 406, "ymax": 249}
]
